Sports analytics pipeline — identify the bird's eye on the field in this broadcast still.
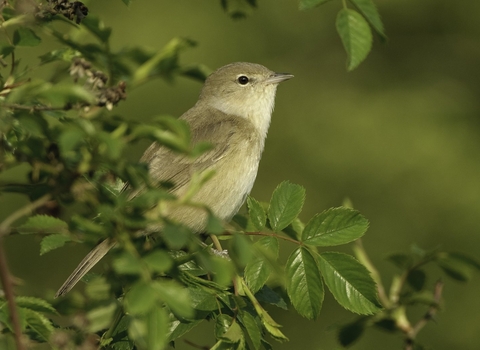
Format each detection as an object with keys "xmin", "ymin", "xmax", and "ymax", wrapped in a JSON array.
[{"xmin": 237, "ymin": 76, "xmax": 249, "ymax": 85}]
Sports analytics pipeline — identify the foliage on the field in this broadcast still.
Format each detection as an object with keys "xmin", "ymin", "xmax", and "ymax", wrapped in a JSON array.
[{"xmin": 0, "ymin": 1, "xmax": 478, "ymax": 350}]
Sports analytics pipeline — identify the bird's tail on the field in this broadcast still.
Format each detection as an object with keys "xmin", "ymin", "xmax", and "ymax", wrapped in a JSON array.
[{"xmin": 55, "ymin": 239, "xmax": 116, "ymax": 298}]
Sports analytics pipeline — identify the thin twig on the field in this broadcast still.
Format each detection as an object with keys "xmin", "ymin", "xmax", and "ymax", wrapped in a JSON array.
[
  {"xmin": 0, "ymin": 237, "xmax": 25, "ymax": 350},
  {"xmin": 0, "ymin": 194, "xmax": 51, "ymax": 349},
  {"xmin": 405, "ymin": 280, "xmax": 444, "ymax": 350}
]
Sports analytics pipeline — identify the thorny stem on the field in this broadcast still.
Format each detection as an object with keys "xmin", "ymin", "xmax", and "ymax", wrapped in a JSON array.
[{"xmin": 0, "ymin": 194, "xmax": 51, "ymax": 350}]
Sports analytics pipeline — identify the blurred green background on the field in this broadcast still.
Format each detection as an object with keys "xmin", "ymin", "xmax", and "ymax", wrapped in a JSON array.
[{"xmin": 2, "ymin": 0, "xmax": 480, "ymax": 348}]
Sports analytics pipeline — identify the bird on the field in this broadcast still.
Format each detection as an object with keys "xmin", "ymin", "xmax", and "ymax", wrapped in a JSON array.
[{"xmin": 55, "ymin": 62, "xmax": 293, "ymax": 297}]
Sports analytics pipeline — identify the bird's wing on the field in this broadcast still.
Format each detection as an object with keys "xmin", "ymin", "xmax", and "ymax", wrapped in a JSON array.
[{"xmin": 130, "ymin": 107, "xmax": 247, "ymax": 197}]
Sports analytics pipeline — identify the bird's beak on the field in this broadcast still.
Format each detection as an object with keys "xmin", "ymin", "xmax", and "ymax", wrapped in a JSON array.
[{"xmin": 266, "ymin": 73, "xmax": 294, "ymax": 84}]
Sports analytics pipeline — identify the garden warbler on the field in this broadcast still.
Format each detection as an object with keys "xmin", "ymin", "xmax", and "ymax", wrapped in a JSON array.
[{"xmin": 55, "ymin": 62, "xmax": 293, "ymax": 297}]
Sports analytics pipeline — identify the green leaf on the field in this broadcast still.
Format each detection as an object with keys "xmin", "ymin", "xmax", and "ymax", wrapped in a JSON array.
[
  {"xmin": 40, "ymin": 234, "xmax": 72, "ymax": 255},
  {"xmin": 301, "ymin": 207, "xmax": 369, "ymax": 246},
  {"xmin": 317, "ymin": 252, "xmax": 381, "ymax": 314},
  {"xmin": 15, "ymin": 297, "xmax": 56, "ymax": 314},
  {"xmin": 87, "ymin": 302, "xmax": 118, "ymax": 332},
  {"xmin": 17, "ymin": 215, "xmax": 69, "ymax": 235},
  {"xmin": 406, "ymin": 269, "xmax": 426, "ymax": 291},
  {"xmin": 255, "ymin": 286, "xmax": 288, "ymax": 310},
  {"xmin": 24, "ymin": 309, "xmax": 53, "ymax": 341},
  {"xmin": 239, "ymin": 312, "xmax": 261, "ymax": 350},
  {"xmin": 268, "ymin": 181, "xmax": 305, "ymax": 232},
  {"xmin": 38, "ymin": 48, "xmax": 78, "ymax": 65},
  {"xmin": 299, "ymin": 0, "xmax": 334, "ymax": 11},
  {"xmin": 229, "ymin": 233, "xmax": 253, "ymax": 268},
  {"xmin": 0, "ymin": 43, "xmax": 15, "ymax": 57},
  {"xmin": 349, "ymin": 0, "xmax": 386, "ymax": 39},
  {"xmin": 336, "ymin": 8, "xmax": 373, "ymax": 71},
  {"xmin": 179, "ymin": 63, "xmax": 212, "ymax": 82},
  {"xmin": 215, "ymin": 314, "xmax": 243, "ymax": 343},
  {"xmin": 143, "ymin": 251, "xmax": 173, "ymax": 273},
  {"xmin": 285, "ymin": 247, "xmax": 324, "ymax": 319},
  {"xmin": 386, "ymin": 253, "xmax": 413, "ymax": 270},
  {"xmin": 132, "ymin": 37, "xmax": 196, "ymax": 85},
  {"xmin": 436, "ymin": 252, "xmax": 480, "ymax": 282},
  {"xmin": 121, "ymin": 0, "xmax": 132, "ymax": 5},
  {"xmin": 167, "ymin": 318, "xmax": 202, "ymax": 342},
  {"xmin": 125, "ymin": 282, "xmax": 158, "ymax": 315},
  {"xmin": 338, "ymin": 317, "xmax": 367, "ymax": 347},
  {"xmin": 13, "ymin": 28, "xmax": 41, "ymax": 47},
  {"xmin": 82, "ymin": 16, "xmax": 112, "ymax": 43},
  {"xmin": 152, "ymin": 280, "xmax": 194, "ymax": 319},
  {"xmin": 85, "ymin": 276, "xmax": 111, "ymax": 300},
  {"xmin": 38, "ymin": 83, "xmax": 96, "ymax": 106},
  {"xmin": 113, "ymin": 252, "xmax": 143, "ymax": 275},
  {"xmin": 247, "ymin": 196, "xmax": 267, "ymax": 231},
  {"xmin": 244, "ymin": 236, "xmax": 279, "ymax": 293},
  {"xmin": 145, "ymin": 307, "xmax": 169, "ymax": 350},
  {"xmin": 188, "ymin": 287, "xmax": 218, "ymax": 312}
]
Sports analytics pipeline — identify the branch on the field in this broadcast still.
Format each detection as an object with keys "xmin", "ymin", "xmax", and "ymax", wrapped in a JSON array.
[
  {"xmin": 0, "ymin": 103, "xmax": 72, "ymax": 112},
  {"xmin": 0, "ymin": 194, "xmax": 51, "ymax": 350},
  {"xmin": 405, "ymin": 280, "xmax": 443, "ymax": 350}
]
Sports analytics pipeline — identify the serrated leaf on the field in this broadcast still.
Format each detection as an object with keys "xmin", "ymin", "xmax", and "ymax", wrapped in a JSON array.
[
  {"xmin": 302, "ymin": 207, "xmax": 369, "ymax": 246},
  {"xmin": 268, "ymin": 181, "xmax": 305, "ymax": 232},
  {"xmin": 188, "ymin": 287, "xmax": 218, "ymax": 311},
  {"xmin": 299, "ymin": 0, "xmax": 334, "ymax": 11},
  {"xmin": 40, "ymin": 234, "xmax": 72, "ymax": 255},
  {"xmin": 285, "ymin": 247, "xmax": 324, "ymax": 319},
  {"xmin": 215, "ymin": 314, "xmax": 243, "ymax": 343},
  {"xmin": 15, "ymin": 297, "xmax": 56, "ymax": 314},
  {"xmin": 247, "ymin": 196, "xmax": 267, "ymax": 231},
  {"xmin": 244, "ymin": 237, "xmax": 279, "ymax": 293},
  {"xmin": 167, "ymin": 318, "xmax": 202, "ymax": 342},
  {"xmin": 17, "ymin": 215, "xmax": 69, "ymax": 235},
  {"xmin": 152, "ymin": 280, "xmax": 194, "ymax": 319},
  {"xmin": 24, "ymin": 309, "xmax": 53, "ymax": 341},
  {"xmin": 239, "ymin": 312, "xmax": 261, "ymax": 350},
  {"xmin": 13, "ymin": 28, "xmax": 41, "ymax": 47},
  {"xmin": 349, "ymin": 0, "xmax": 386, "ymax": 39},
  {"xmin": 317, "ymin": 252, "xmax": 381, "ymax": 314},
  {"xmin": 336, "ymin": 8, "xmax": 373, "ymax": 71},
  {"xmin": 255, "ymin": 286, "xmax": 288, "ymax": 310}
]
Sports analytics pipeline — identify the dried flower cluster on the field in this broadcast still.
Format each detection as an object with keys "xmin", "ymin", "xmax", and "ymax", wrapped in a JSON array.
[
  {"xmin": 37, "ymin": 0, "xmax": 88, "ymax": 24},
  {"xmin": 69, "ymin": 58, "xmax": 127, "ymax": 110}
]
